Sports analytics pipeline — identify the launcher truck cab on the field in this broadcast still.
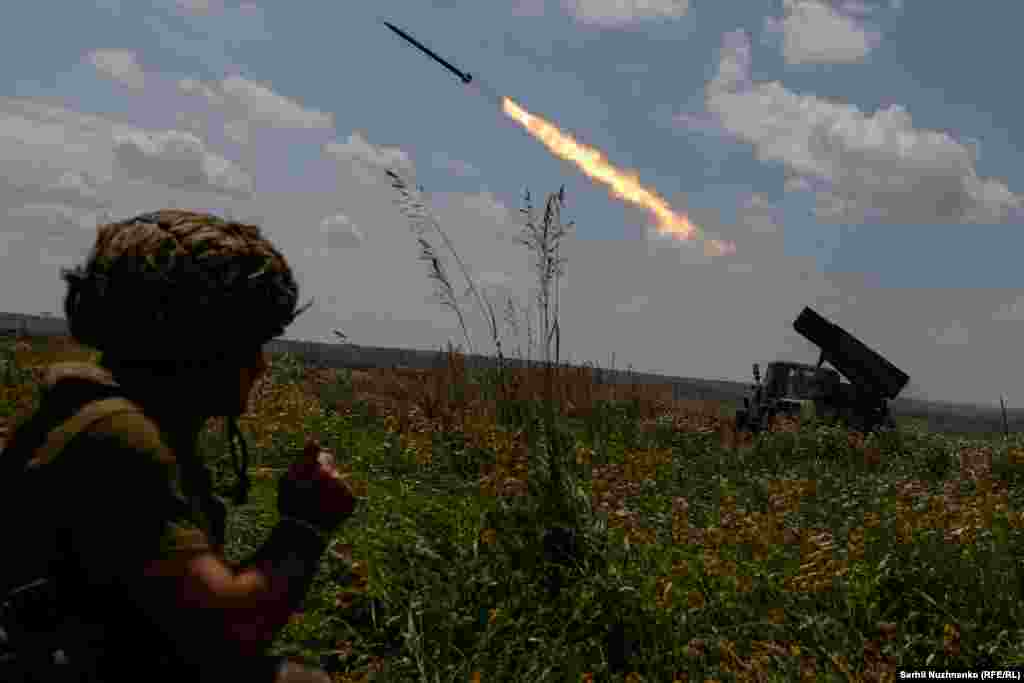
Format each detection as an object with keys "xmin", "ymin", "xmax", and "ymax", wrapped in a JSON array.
[{"xmin": 735, "ymin": 361, "xmax": 845, "ymax": 432}]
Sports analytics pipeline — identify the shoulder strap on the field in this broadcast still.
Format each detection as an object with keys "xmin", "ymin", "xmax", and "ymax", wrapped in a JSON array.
[{"xmin": 25, "ymin": 397, "xmax": 145, "ymax": 471}]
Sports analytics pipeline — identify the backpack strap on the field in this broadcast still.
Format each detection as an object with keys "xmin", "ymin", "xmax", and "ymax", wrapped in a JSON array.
[{"xmin": 25, "ymin": 397, "xmax": 145, "ymax": 471}]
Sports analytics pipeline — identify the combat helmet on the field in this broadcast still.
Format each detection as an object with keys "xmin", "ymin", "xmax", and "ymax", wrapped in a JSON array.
[{"xmin": 59, "ymin": 209, "xmax": 314, "ymax": 504}]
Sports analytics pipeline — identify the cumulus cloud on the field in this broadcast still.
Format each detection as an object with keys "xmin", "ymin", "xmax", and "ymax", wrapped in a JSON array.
[
  {"xmin": 113, "ymin": 129, "xmax": 253, "ymax": 197},
  {"xmin": 563, "ymin": 0, "xmax": 689, "ymax": 26},
  {"xmin": 323, "ymin": 131, "xmax": 416, "ymax": 183},
  {"xmin": 0, "ymin": 103, "xmax": 128, "ymax": 243},
  {"xmin": 87, "ymin": 49, "xmax": 146, "ymax": 90},
  {"xmin": 706, "ymin": 30, "xmax": 1023, "ymax": 225},
  {"xmin": 218, "ymin": 76, "xmax": 332, "ymax": 128},
  {"xmin": 178, "ymin": 75, "xmax": 333, "ymax": 138},
  {"xmin": 223, "ymin": 119, "xmax": 250, "ymax": 145},
  {"xmin": 174, "ymin": 112, "xmax": 206, "ymax": 134},
  {"xmin": 763, "ymin": 0, "xmax": 881, "ymax": 65},
  {"xmin": 178, "ymin": 77, "xmax": 223, "ymax": 104}
]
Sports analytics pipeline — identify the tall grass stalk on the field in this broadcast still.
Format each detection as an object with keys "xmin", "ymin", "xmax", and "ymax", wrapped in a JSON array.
[
  {"xmin": 386, "ymin": 171, "xmax": 476, "ymax": 356},
  {"xmin": 517, "ymin": 186, "xmax": 572, "ymax": 368},
  {"xmin": 417, "ymin": 235, "xmax": 474, "ymax": 356},
  {"xmin": 388, "ymin": 170, "xmax": 582, "ymax": 526},
  {"xmin": 514, "ymin": 186, "xmax": 586, "ymax": 535},
  {"xmin": 386, "ymin": 169, "xmax": 507, "ymax": 380}
]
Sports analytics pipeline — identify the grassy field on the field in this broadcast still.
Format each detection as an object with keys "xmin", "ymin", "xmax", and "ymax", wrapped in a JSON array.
[
  {"xmin": 4, "ymin": 331, "xmax": 1024, "ymax": 682},
  {"xmin": 5, "ymin": 185, "xmax": 1024, "ymax": 681}
]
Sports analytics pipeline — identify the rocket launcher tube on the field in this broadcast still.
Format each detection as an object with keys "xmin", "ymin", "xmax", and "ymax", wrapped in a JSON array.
[{"xmin": 793, "ymin": 306, "xmax": 909, "ymax": 401}]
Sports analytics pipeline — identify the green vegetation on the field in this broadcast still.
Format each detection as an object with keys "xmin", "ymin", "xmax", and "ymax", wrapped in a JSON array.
[
  {"xmin": 7, "ymin": 332, "xmax": 1024, "ymax": 681},
  {"xmin": 3, "ymin": 184, "xmax": 1024, "ymax": 681}
]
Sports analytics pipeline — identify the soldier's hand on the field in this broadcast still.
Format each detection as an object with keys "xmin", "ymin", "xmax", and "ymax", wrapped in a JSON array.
[{"xmin": 276, "ymin": 439, "xmax": 355, "ymax": 534}]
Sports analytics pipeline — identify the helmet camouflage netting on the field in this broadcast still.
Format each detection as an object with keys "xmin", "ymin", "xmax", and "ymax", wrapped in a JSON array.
[
  {"xmin": 59, "ymin": 209, "xmax": 315, "ymax": 506},
  {"xmin": 61, "ymin": 209, "xmax": 314, "ymax": 364}
]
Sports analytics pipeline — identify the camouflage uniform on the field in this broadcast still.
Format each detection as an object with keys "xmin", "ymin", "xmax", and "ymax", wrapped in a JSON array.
[
  {"xmin": 2, "ymin": 209, "xmax": 328, "ymax": 681},
  {"xmin": 0, "ymin": 361, "xmax": 331, "ymax": 682}
]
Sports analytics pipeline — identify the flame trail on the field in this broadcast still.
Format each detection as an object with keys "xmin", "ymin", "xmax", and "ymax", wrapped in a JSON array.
[
  {"xmin": 376, "ymin": 23, "xmax": 732, "ymax": 253},
  {"xmin": 502, "ymin": 97, "xmax": 736, "ymax": 256}
]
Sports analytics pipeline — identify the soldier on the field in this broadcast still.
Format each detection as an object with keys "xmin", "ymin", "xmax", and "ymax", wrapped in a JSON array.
[{"xmin": 0, "ymin": 210, "xmax": 355, "ymax": 682}]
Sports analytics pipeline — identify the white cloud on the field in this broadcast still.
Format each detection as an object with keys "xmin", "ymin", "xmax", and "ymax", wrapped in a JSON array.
[
  {"xmin": 0, "ymin": 107, "xmax": 121, "ymax": 242},
  {"xmin": 706, "ymin": 30, "xmax": 1023, "ymax": 225},
  {"xmin": 113, "ymin": 129, "xmax": 253, "ymax": 197},
  {"xmin": 175, "ymin": 112, "xmax": 205, "ymax": 134},
  {"xmin": 763, "ymin": 0, "xmax": 881, "ymax": 65},
  {"xmin": 223, "ymin": 119, "xmax": 249, "ymax": 145},
  {"xmin": 87, "ymin": 49, "xmax": 146, "ymax": 90},
  {"xmin": 324, "ymin": 131, "xmax": 416, "ymax": 182},
  {"xmin": 178, "ymin": 75, "xmax": 333, "ymax": 136},
  {"xmin": 563, "ymin": 0, "xmax": 689, "ymax": 26},
  {"xmin": 218, "ymin": 76, "xmax": 332, "ymax": 129},
  {"xmin": 178, "ymin": 78, "xmax": 223, "ymax": 104}
]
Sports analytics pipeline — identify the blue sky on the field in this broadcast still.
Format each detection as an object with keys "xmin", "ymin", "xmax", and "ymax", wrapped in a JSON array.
[{"xmin": 1, "ymin": 0, "xmax": 1022, "ymax": 406}]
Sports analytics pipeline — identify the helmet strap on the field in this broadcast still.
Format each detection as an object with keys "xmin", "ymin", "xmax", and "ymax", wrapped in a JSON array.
[{"xmin": 226, "ymin": 416, "xmax": 250, "ymax": 505}]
